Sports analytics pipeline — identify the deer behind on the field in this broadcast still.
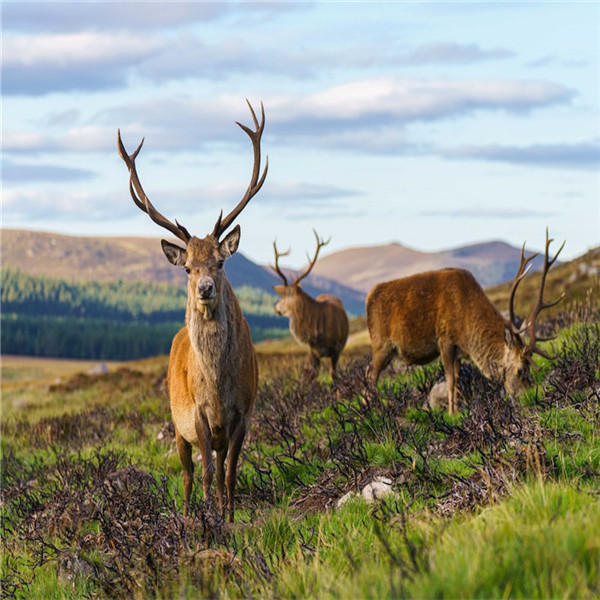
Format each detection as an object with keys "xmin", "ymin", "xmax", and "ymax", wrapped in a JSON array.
[
  {"xmin": 117, "ymin": 100, "xmax": 268, "ymax": 521},
  {"xmin": 272, "ymin": 230, "xmax": 349, "ymax": 377},
  {"xmin": 367, "ymin": 231, "xmax": 564, "ymax": 413}
]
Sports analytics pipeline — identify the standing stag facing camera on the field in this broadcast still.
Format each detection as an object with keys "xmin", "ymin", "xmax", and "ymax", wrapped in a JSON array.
[
  {"xmin": 366, "ymin": 230, "xmax": 564, "ymax": 414},
  {"xmin": 117, "ymin": 100, "xmax": 268, "ymax": 521},
  {"xmin": 272, "ymin": 230, "xmax": 349, "ymax": 378}
]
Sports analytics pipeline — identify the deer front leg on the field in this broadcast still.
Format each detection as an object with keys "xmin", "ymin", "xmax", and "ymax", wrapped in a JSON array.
[
  {"xmin": 175, "ymin": 428, "xmax": 194, "ymax": 516},
  {"xmin": 439, "ymin": 342, "xmax": 458, "ymax": 415},
  {"xmin": 195, "ymin": 410, "xmax": 215, "ymax": 504},
  {"xmin": 453, "ymin": 358, "xmax": 461, "ymax": 411}
]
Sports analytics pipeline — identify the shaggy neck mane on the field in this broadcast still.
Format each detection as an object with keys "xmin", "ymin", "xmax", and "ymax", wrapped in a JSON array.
[
  {"xmin": 186, "ymin": 281, "xmax": 236, "ymax": 380},
  {"xmin": 461, "ymin": 307, "xmax": 507, "ymax": 382}
]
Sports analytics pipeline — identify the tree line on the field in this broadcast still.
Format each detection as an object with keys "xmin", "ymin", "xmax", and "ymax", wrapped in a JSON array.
[{"xmin": 1, "ymin": 269, "xmax": 288, "ymax": 359}]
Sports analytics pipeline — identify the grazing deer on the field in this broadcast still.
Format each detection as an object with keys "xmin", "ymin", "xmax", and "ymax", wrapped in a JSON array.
[
  {"xmin": 367, "ymin": 230, "xmax": 564, "ymax": 414},
  {"xmin": 117, "ymin": 100, "xmax": 268, "ymax": 521},
  {"xmin": 272, "ymin": 230, "xmax": 349, "ymax": 377}
]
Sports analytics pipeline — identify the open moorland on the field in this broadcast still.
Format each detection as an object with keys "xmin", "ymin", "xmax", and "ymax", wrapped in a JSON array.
[{"xmin": 2, "ymin": 281, "xmax": 599, "ymax": 598}]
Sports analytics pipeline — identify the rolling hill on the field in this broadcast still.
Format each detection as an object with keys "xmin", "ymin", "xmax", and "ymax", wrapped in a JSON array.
[
  {"xmin": 311, "ymin": 240, "xmax": 551, "ymax": 293},
  {"xmin": 1, "ymin": 229, "xmax": 366, "ymax": 315},
  {"xmin": 4, "ymin": 229, "xmax": 596, "ymax": 319}
]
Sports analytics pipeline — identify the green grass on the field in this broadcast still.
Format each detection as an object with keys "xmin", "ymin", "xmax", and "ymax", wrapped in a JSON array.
[
  {"xmin": 214, "ymin": 480, "xmax": 599, "ymax": 599},
  {"xmin": 1, "ymin": 312, "xmax": 599, "ymax": 598}
]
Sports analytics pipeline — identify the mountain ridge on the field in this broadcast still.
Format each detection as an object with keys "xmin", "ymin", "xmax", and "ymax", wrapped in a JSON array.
[
  {"xmin": 3, "ymin": 229, "xmax": 579, "ymax": 315},
  {"xmin": 311, "ymin": 239, "xmax": 549, "ymax": 292},
  {"xmin": 0, "ymin": 229, "xmax": 366, "ymax": 315}
]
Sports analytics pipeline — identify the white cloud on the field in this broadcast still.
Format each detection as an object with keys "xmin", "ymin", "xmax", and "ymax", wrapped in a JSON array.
[
  {"xmin": 441, "ymin": 141, "xmax": 600, "ymax": 170},
  {"xmin": 290, "ymin": 78, "xmax": 573, "ymax": 121},
  {"xmin": 2, "ymin": 188, "xmax": 132, "ymax": 222},
  {"xmin": 3, "ymin": 127, "xmax": 118, "ymax": 153},
  {"xmin": 420, "ymin": 207, "xmax": 560, "ymax": 219},
  {"xmin": 3, "ymin": 31, "xmax": 163, "ymax": 94},
  {"xmin": 3, "ymin": 2, "xmax": 302, "ymax": 32},
  {"xmin": 3, "ymin": 159, "xmax": 96, "ymax": 183},
  {"xmin": 4, "ymin": 78, "xmax": 574, "ymax": 155},
  {"xmin": 397, "ymin": 42, "xmax": 514, "ymax": 64},
  {"xmin": 4, "ymin": 31, "xmax": 163, "ymax": 67}
]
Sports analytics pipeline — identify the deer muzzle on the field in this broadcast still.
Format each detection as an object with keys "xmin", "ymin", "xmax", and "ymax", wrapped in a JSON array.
[
  {"xmin": 196, "ymin": 277, "xmax": 217, "ymax": 320},
  {"xmin": 197, "ymin": 277, "xmax": 216, "ymax": 302},
  {"xmin": 274, "ymin": 299, "xmax": 285, "ymax": 316}
]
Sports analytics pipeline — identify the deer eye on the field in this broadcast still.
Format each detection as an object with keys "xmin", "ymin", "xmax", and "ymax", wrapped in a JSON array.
[{"xmin": 217, "ymin": 259, "xmax": 224, "ymax": 269}]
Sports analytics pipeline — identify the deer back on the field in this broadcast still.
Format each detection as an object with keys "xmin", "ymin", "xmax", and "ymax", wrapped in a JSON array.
[
  {"xmin": 314, "ymin": 294, "xmax": 349, "ymax": 349},
  {"xmin": 367, "ymin": 268, "xmax": 506, "ymax": 364},
  {"xmin": 282, "ymin": 287, "xmax": 347, "ymax": 349}
]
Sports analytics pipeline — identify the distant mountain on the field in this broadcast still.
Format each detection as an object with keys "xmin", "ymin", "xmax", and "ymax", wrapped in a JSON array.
[
  {"xmin": 311, "ymin": 240, "xmax": 550, "ymax": 293},
  {"xmin": 4, "ymin": 229, "xmax": 574, "ymax": 316},
  {"xmin": 1, "ymin": 229, "xmax": 366, "ymax": 315}
]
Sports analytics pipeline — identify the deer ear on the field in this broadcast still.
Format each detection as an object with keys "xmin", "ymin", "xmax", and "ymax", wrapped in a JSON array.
[
  {"xmin": 161, "ymin": 239, "xmax": 186, "ymax": 266},
  {"xmin": 220, "ymin": 225, "xmax": 241, "ymax": 257},
  {"xmin": 273, "ymin": 285, "xmax": 285, "ymax": 295}
]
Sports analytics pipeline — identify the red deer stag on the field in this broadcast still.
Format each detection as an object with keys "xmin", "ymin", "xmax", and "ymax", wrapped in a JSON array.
[
  {"xmin": 272, "ymin": 230, "xmax": 349, "ymax": 377},
  {"xmin": 117, "ymin": 100, "xmax": 268, "ymax": 521},
  {"xmin": 366, "ymin": 230, "xmax": 564, "ymax": 414}
]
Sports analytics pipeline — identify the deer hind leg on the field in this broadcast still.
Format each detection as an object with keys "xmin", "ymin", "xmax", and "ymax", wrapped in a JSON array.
[
  {"xmin": 216, "ymin": 448, "xmax": 227, "ymax": 518},
  {"xmin": 175, "ymin": 428, "xmax": 194, "ymax": 516},
  {"xmin": 370, "ymin": 341, "xmax": 395, "ymax": 385},
  {"xmin": 308, "ymin": 349, "xmax": 320, "ymax": 379},
  {"xmin": 329, "ymin": 352, "xmax": 339, "ymax": 379},
  {"xmin": 225, "ymin": 422, "xmax": 247, "ymax": 523},
  {"xmin": 439, "ymin": 342, "xmax": 458, "ymax": 415}
]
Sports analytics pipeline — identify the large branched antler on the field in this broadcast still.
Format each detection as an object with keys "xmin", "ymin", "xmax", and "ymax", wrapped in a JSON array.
[
  {"xmin": 292, "ymin": 229, "xmax": 331, "ymax": 286},
  {"xmin": 524, "ymin": 228, "xmax": 565, "ymax": 359},
  {"xmin": 508, "ymin": 242, "xmax": 539, "ymax": 334},
  {"xmin": 272, "ymin": 240, "xmax": 291, "ymax": 285},
  {"xmin": 117, "ymin": 130, "xmax": 191, "ymax": 244},
  {"xmin": 117, "ymin": 99, "xmax": 267, "ymax": 245},
  {"xmin": 212, "ymin": 100, "xmax": 269, "ymax": 240}
]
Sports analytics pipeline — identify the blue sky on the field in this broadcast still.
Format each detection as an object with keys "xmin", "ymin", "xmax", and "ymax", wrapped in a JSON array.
[{"xmin": 3, "ymin": 1, "xmax": 599, "ymax": 267}]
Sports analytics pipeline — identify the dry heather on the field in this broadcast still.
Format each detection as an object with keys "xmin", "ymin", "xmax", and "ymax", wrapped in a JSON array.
[{"xmin": 1, "ymin": 301, "xmax": 599, "ymax": 598}]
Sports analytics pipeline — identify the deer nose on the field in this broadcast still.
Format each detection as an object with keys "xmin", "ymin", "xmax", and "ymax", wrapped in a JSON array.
[{"xmin": 197, "ymin": 277, "xmax": 215, "ymax": 300}]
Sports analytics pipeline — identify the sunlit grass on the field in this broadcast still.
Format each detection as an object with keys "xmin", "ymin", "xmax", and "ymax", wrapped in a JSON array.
[{"xmin": 1, "ymin": 312, "xmax": 598, "ymax": 598}]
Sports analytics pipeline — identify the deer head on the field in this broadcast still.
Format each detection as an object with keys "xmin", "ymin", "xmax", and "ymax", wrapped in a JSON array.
[
  {"xmin": 502, "ymin": 229, "xmax": 565, "ymax": 395},
  {"xmin": 271, "ymin": 229, "xmax": 330, "ymax": 316},
  {"xmin": 117, "ymin": 100, "xmax": 268, "ymax": 321}
]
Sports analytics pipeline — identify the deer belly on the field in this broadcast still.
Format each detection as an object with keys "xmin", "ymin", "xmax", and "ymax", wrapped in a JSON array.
[
  {"xmin": 171, "ymin": 402, "xmax": 199, "ymax": 445},
  {"xmin": 397, "ymin": 339, "xmax": 439, "ymax": 365}
]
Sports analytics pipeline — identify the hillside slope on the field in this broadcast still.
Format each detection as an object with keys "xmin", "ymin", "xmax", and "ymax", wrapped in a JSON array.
[
  {"xmin": 1, "ymin": 229, "xmax": 366, "ymax": 315},
  {"xmin": 312, "ymin": 240, "xmax": 550, "ymax": 292},
  {"xmin": 485, "ymin": 245, "xmax": 600, "ymax": 317}
]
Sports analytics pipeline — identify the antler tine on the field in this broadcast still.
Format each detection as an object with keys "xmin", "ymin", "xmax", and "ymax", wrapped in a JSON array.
[
  {"xmin": 271, "ymin": 239, "xmax": 291, "ymax": 285},
  {"xmin": 525, "ymin": 228, "xmax": 565, "ymax": 358},
  {"xmin": 292, "ymin": 229, "xmax": 331, "ymax": 286},
  {"xmin": 508, "ymin": 241, "xmax": 539, "ymax": 333},
  {"xmin": 117, "ymin": 130, "xmax": 190, "ymax": 244},
  {"xmin": 212, "ymin": 100, "xmax": 268, "ymax": 239}
]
